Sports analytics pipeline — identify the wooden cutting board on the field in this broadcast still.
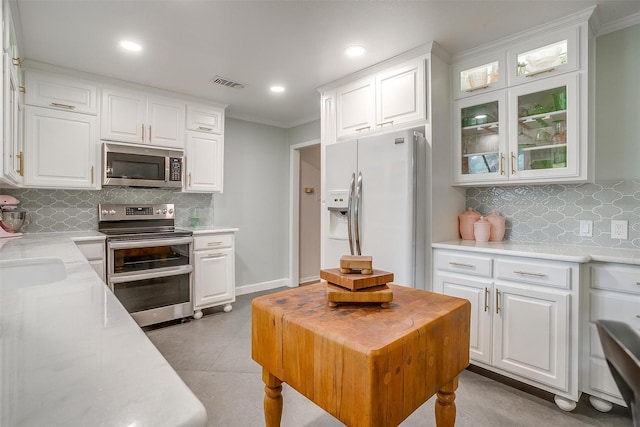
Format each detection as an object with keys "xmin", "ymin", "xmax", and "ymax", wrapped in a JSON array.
[
  {"xmin": 325, "ymin": 283, "xmax": 393, "ymax": 308},
  {"xmin": 320, "ymin": 268, "xmax": 394, "ymax": 291}
]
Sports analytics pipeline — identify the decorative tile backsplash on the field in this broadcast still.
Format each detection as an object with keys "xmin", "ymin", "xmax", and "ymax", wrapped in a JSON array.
[
  {"xmin": 1, "ymin": 188, "xmax": 214, "ymax": 233},
  {"xmin": 467, "ymin": 181, "xmax": 640, "ymax": 249}
]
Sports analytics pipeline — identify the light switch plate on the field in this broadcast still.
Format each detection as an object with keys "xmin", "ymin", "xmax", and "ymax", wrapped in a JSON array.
[
  {"xmin": 579, "ymin": 220, "xmax": 593, "ymax": 237},
  {"xmin": 611, "ymin": 220, "xmax": 628, "ymax": 240}
]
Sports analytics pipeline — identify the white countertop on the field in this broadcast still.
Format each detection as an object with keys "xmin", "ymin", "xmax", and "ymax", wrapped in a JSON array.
[
  {"xmin": 433, "ymin": 240, "xmax": 640, "ymax": 265},
  {"xmin": 0, "ymin": 232, "xmax": 207, "ymax": 427},
  {"xmin": 179, "ymin": 226, "xmax": 239, "ymax": 235}
]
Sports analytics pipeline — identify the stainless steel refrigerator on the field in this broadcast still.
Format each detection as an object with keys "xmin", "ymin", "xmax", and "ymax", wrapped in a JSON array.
[{"xmin": 323, "ymin": 128, "xmax": 426, "ymax": 289}]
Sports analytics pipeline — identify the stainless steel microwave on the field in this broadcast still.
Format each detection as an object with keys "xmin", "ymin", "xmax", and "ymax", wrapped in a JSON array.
[{"xmin": 102, "ymin": 142, "xmax": 183, "ymax": 188}]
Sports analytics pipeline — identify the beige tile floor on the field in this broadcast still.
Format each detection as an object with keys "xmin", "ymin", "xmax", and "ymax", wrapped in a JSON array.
[{"xmin": 145, "ymin": 288, "xmax": 633, "ymax": 427}]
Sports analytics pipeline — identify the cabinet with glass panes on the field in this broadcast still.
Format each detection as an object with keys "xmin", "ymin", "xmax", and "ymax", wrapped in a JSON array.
[
  {"xmin": 453, "ymin": 92, "xmax": 507, "ymax": 184},
  {"xmin": 451, "ymin": 8, "xmax": 592, "ymax": 186},
  {"xmin": 508, "ymin": 73, "xmax": 579, "ymax": 181}
]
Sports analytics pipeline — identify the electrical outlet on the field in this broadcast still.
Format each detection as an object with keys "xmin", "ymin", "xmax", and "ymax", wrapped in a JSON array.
[
  {"xmin": 579, "ymin": 220, "xmax": 593, "ymax": 237},
  {"xmin": 611, "ymin": 220, "xmax": 628, "ymax": 240}
]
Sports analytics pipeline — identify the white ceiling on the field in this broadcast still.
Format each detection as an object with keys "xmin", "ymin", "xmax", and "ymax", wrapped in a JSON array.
[{"xmin": 14, "ymin": 0, "xmax": 640, "ymax": 128}]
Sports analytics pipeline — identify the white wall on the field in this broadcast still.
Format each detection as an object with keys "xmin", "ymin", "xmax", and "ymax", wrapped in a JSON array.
[
  {"xmin": 595, "ymin": 23, "xmax": 640, "ymax": 180},
  {"xmin": 214, "ymin": 118, "xmax": 289, "ymax": 290}
]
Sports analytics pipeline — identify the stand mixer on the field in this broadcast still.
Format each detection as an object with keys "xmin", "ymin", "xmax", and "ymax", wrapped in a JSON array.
[{"xmin": 0, "ymin": 195, "xmax": 28, "ymax": 238}]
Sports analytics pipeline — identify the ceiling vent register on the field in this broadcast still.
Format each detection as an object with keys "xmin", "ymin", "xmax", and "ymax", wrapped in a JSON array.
[{"xmin": 210, "ymin": 76, "xmax": 245, "ymax": 89}]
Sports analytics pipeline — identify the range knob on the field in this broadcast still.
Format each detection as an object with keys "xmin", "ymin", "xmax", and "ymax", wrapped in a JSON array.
[
  {"xmin": 162, "ymin": 209, "xmax": 167, "ymax": 214},
  {"xmin": 168, "ymin": 208, "xmax": 174, "ymax": 214},
  {"xmin": 156, "ymin": 209, "xmax": 161, "ymax": 214},
  {"xmin": 109, "ymin": 209, "xmax": 116, "ymax": 215},
  {"xmin": 101, "ymin": 209, "xmax": 109, "ymax": 215}
]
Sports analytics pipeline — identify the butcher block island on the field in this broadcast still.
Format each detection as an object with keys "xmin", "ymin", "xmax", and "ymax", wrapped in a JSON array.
[{"xmin": 251, "ymin": 282, "xmax": 471, "ymax": 427}]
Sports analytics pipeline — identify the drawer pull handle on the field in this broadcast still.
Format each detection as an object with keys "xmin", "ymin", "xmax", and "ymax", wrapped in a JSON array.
[
  {"xmin": 465, "ymin": 84, "xmax": 489, "ymax": 93},
  {"xmin": 205, "ymin": 253, "xmax": 224, "ymax": 258},
  {"xmin": 526, "ymin": 67, "xmax": 556, "ymax": 78},
  {"xmin": 484, "ymin": 287, "xmax": 489, "ymax": 312},
  {"xmin": 51, "ymin": 102, "xmax": 76, "ymax": 110},
  {"xmin": 198, "ymin": 126, "xmax": 213, "ymax": 131},
  {"xmin": 513, "ymin": 270, "xmax": 547, "ymax": 278},
  {"xmin": 355, "ymin": 126, "xmax": 371, "ymax": 132},
  {"xmin": 449, "ymin": 262, "xmax": 474, "ymax": 268},
  {"xmin": 207, "ymin": 242, "xmax": 222, "ymax": 246},
  {"xmin": 377, "ymin": 120, "xmax": 394, "ymax": 128},
  {"xmin": 496, "ymin": 288, "xmax": 501, "ymax": 314}
]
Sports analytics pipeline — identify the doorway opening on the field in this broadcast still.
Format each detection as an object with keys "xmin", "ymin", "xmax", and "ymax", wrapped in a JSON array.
[{"xmin": 289, "ymin": 139, "xmax": 321, "ymax": 287}]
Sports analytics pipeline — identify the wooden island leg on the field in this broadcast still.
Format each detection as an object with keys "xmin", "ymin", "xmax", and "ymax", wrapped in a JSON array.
[
  {"xmin": 262, "ymin": 368, "xmax": 283, "ymax": 427},
  {"xmin": 435, "ymin": 376, "xmax": 458, "ymax": 427}
]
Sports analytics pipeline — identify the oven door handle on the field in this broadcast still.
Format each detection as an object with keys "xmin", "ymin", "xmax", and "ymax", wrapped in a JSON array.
[
  {"xmin": 108, "ymin": 236, "xmax": 193, "ymax": 250},
  {"xmin": 109, "ymin": 265, "xmax": 193, "ymax": 284}
]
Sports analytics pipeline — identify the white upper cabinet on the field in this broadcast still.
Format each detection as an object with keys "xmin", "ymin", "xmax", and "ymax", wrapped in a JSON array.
[
  {"xmin": 376, "ymin": 58, "xmax": 425, "ymax": 129},
  {"xmin": 336, "ymin": 77, "xmax": 375, "ymax": 138},
  {"xmin": 25, "ymin": 70, "xmax": 98, "ymax": 115},
  {"xmin": 101, "ymin": 88, "xmax": 185, "ymax": 148},
  {"xmin": 453, "ymin": 51, "xmax": 507, "ymax": 99},
  {"xmin": 334, "ymin": 56, "xmax": 426, "ymax": 139},
  {"xmin": 24, "ymin": 106, "xmax": 98, "ymax": 189},
  {"xmin": 184, "ymin": 131, "xmax": 224, "ymax": 193},
  {"xmin": 186, "ymin": 103, "xmax": 224, "ymax": 134},
  {"xmin": 507, "ymin": 27, "xmax": 579, "ymax": 86},
  {"xmin": 450, "ymin": 8, "xmax": 593, "ymax": 186}
]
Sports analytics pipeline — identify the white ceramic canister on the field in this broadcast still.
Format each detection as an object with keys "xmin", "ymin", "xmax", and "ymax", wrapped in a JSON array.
[{"xmin": 473, "ymin": 216, "xmax": 491, "ymax": 242}]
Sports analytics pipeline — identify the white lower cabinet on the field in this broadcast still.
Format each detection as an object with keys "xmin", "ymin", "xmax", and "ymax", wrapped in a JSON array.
[
  {"xmin": 434, "ymin": 248, "xmax": 580, "ymax": 410},
  {"xmin": 192, "ymin": 231, "xmax": 236, "ymax": 318},
  {"xmin": 581, "ymin": 262, "xmax": 640, "ymax": 411}
]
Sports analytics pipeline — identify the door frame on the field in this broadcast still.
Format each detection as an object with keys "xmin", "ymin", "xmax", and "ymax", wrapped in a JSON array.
[{"xmin": 289, "ymin": 139, "xmax": 320, "ymax": 287}]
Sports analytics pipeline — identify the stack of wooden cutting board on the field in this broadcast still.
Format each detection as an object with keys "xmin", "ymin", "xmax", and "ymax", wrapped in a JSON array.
[{"xmin": 320, "ymin": 255, "xmax": 395, "ymax": 308}]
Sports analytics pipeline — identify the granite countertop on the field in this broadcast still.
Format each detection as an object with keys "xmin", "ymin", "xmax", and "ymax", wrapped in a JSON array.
[
  {"xmin": 433, "ymin": 240, "xmax": 640, "ymax": 265},
  {"xmin": 0, "ymin": 232, "xmax": 207, "ymax": 427}
]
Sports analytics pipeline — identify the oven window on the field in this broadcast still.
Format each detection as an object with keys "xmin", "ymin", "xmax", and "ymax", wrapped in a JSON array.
[
  {"xmin": 113, "ymin": 243, "xmax": 190, "ymax": 273},
  {"xmin": 107, "ymin": 152, "xmax": 165, "ymax": 181},
  {"xmin": 114, "ymin": 274, "xmax": 190, "ymax": 313}
]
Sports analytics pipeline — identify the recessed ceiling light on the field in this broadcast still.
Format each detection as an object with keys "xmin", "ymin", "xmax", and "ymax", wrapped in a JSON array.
[
  {"xmin": 345, "ymin": 45, "xmax": 365, "ymax": 57},
  {"xmin": 119, "ymin": 40, "xmax": 142, "ymax": 52},
  {"xmin": 270, "ymin": 86, "xmax": 285, "ymax": 93}
]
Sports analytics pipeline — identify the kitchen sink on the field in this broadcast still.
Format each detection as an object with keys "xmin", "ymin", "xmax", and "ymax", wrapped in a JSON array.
[{"xmin": 0, "ymin": 257, "xmax": 67, "ymax": 289}]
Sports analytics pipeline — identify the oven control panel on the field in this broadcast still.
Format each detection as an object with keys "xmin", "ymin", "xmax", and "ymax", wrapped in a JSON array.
[{"xmin": 99, "ymin": 203, "xmax": 175, "ymax": 221}]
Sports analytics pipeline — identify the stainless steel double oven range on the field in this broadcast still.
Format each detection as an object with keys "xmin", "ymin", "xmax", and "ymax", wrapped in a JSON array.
[{"xmin": 98, "ymin": 203, "xmax": 193, "ymax": 327}]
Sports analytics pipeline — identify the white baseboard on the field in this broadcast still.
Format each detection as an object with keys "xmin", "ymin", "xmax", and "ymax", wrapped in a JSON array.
[
  {"xmin": 299, "ymin": 275, "xmax": 320, "ymax": 284},
  {"xmin": 235, "ymin": 278, "xmax": 292, "ymax": 296}
]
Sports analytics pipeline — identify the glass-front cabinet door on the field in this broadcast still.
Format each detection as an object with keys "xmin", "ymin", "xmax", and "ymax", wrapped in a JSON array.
[
  {"xmin": 453, "ymin": 92, "xmax": 507, "ymax": 184},
  {"xmin": 453, "ymin": 52, "xmax": 507, "ymax": 99},
  {"xmin": 508, "ymin": 27, "xmax": 579, "ymax": 86},
  {"xmin": 508, "ymin": 74, "xmax": 579, "ymax": 180}
]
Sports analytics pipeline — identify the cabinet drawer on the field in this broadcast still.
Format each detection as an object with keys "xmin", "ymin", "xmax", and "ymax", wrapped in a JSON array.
[
  {"xmin": 495, "ymin": 258, "xmax": 571, "ymax": 289},
  {"xmin": 435, "ymin": 251, "xmax": 492, "ymax": 278},
  {"xmin": 591, "ymin": 263, "xmax": 640, "ymax": 295},
  {"xmin": 194, "ymin": 233, "xmax": 233, "ymax": 250}
]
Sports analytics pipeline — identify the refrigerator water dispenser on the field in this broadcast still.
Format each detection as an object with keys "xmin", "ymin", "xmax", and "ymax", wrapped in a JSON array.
[{"xmin": 327, "ymin": 190, "xmax": 349, "ymax": 240}]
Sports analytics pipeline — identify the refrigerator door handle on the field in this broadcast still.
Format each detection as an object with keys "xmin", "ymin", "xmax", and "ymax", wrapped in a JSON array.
[
  {"xmin": 347, "ymin": 172, "xmax": 356, "ymax": 255},
  {"xmin": 354, "ymin": 171, "xmax": 363, "ymax": 255}
]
